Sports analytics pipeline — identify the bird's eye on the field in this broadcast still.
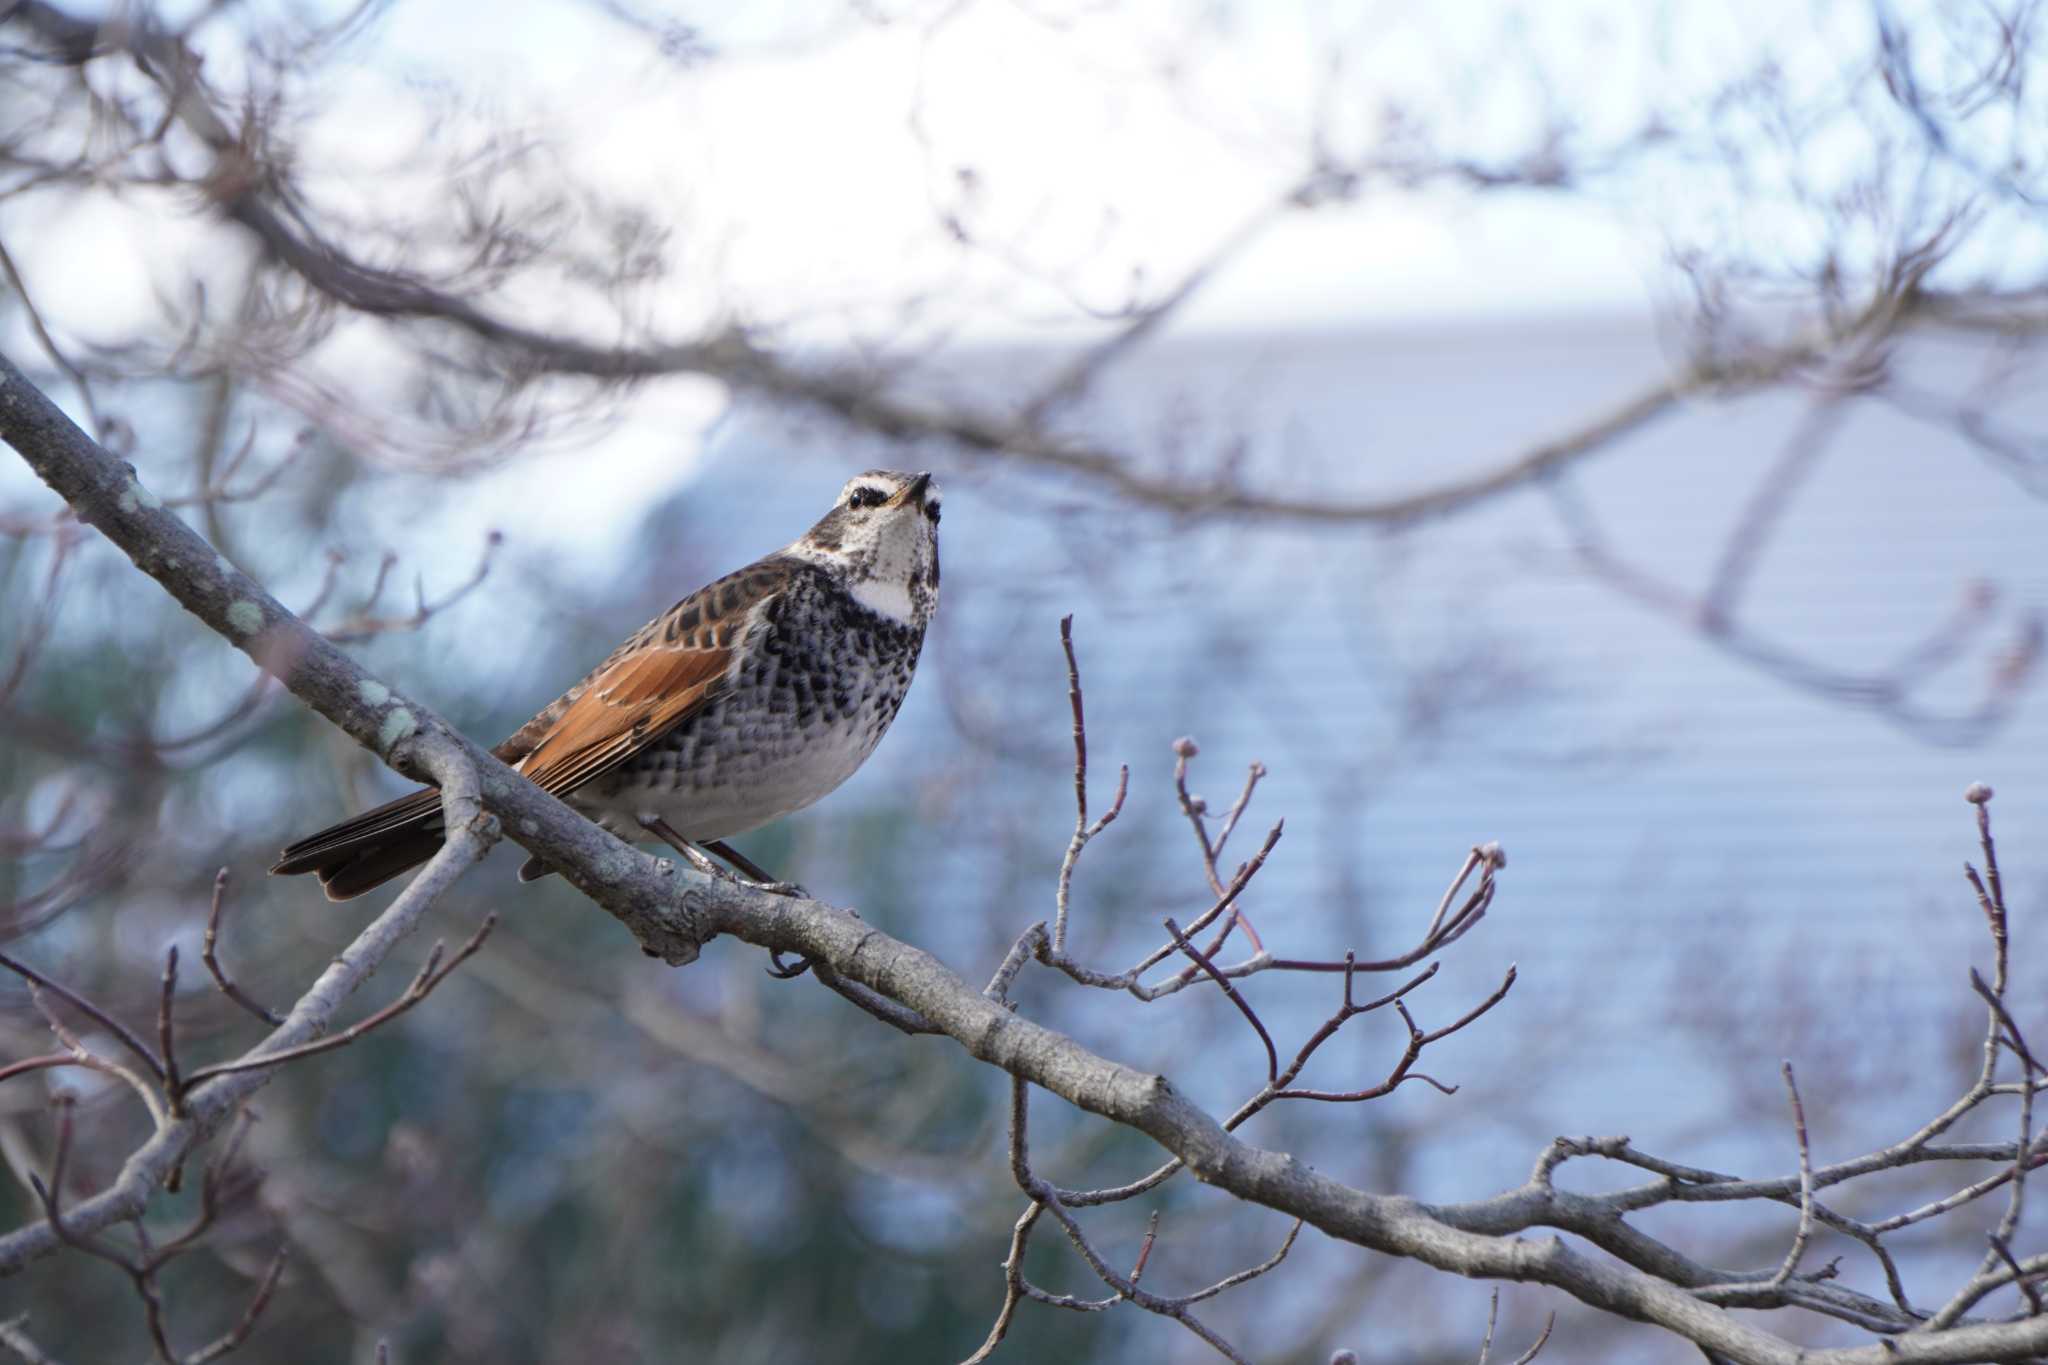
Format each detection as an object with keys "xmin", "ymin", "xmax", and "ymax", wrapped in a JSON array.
[
  {"xmin": 925, "ymin": 502, "xmax": 941, "ymax": 524},
  {"xmin": 848, "ymin": 486, "xmax": 886, "ymax": 510}
]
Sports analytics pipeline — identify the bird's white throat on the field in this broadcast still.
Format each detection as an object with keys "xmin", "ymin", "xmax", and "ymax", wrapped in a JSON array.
[
  {"xmin": 849, "ymin": 575, "xmax": 918, "ymax": 625},
  {"xmin": 786, "ymin": 517, "xmax": 933, "ymax": 627}
]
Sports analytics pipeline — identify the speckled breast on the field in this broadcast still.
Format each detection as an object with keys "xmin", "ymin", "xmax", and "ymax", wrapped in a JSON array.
[{"xmin": 578, "ymin": 567, "xmax": 925, "ymax": 841}]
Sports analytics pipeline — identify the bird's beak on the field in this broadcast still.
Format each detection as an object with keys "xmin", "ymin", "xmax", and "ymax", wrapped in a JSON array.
[{"xmin": 886, "ymin": 472, "xmax": 933, "ymax": 509}]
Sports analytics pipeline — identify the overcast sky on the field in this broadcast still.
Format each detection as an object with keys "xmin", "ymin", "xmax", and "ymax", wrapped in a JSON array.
[
  {"xmin": 2, "ymin": 0, "xmax": 1963, "ymax": 561},
  {"xmin": 16, "ymin": 0, "xmax": 1908, "ymax": 358},
  {"xmin": 341, "ymin": 0, "xmax": 1755, "ymax": 334}
]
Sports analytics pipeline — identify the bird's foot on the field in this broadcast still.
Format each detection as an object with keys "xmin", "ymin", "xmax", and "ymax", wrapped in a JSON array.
[
  {"xmin": 765, "ymin": 950, "xmax": 814, "ymax": 980},
  {"xmin": 696, "ymin": 837, "xmax": 809, "ymax": 898},
  {"xmin": 691, "ymin": 857, "xmax": 808, "ymax": 900}
]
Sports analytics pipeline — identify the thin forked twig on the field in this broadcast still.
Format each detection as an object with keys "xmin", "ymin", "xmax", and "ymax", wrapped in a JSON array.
[
  {"xmin": 1266, "ymin": 842, "xmax": 1502, "ymax": 976},
  {"xmin": 960, "ymin": 1202, "xmax": 1047, "ymax": 1364},
  {"xmin": 1170, "ymin": 738, "xmax": 1267, "ymax": 956},
  {"xmin": 1053, "ymin": 615, "xmax": 1129, "ymax": 956},
  {"xmin": 325, "ymin": 532, "xmax": 503, "ymax": 643},
  {"xmin": 1164, "ymin": 916, "xmax": 1277, "ymax": 1084},
  {"xmin": 1124, "ymin": 821, "xmax": 1284, "ymax": 993},
  {"xmin": 1987, "ymin": 1232, "xmax": 2045, "ymax": 1317},
  {"xmin": 975, "ymin": 1075, "xmax": 1301, "ymax": 1363},
  {"xmin": 26, "ymin": 1090, "xmax": 287, "ymax": 1364},
  {"xmin": 178, "ymin": 914, "xmax": 496, "ymax": 1090},
  {"xmin": 182, "ymin": 1245, "xmax": 288, "ymax": 1365},
  {"xmin": 0, "ymin": 952, "xmax": 165, "ymax": 1081},
  {"xmin": 202, "ymin": 869, "xmax": 282, "ymax": 1026},
  {"xmin": 1768, "ymin": 1061, "xmax": 1817, "ymax": 1290}
]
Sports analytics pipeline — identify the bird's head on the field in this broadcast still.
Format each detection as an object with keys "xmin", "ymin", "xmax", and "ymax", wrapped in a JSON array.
[{"xmin": 790, "ymin": 469, "xmax": 941, "ymax": 627}]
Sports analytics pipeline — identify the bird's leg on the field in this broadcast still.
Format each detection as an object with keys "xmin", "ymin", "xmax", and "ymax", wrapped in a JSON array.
[
  {"xmin": 636, "ymin": 818, "xmax": 810, "ymax": 898},
  {"xmin": 700, "ymin": 839, "xmax": 811, "ymax": 900},
  {"xmin": 697, "ymin": 837, "xmax": 775, "ymax": 882},
  {"xmin": 637, "ymin": 816, "xmax": 727, "ymax": 878}
]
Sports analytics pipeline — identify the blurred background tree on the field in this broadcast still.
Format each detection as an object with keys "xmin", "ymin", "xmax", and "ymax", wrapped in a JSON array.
[{"xmin": 0, "ymin": 1, "xmax": 2044, "ymax": 1361}]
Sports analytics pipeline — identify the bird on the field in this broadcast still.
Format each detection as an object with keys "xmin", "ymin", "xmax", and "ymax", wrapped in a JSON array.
[{"xmin": 272, "ymin": 469, "xmax": 941, "ymax": 901}]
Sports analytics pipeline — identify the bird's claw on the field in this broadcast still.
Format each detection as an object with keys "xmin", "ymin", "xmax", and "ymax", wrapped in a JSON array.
[{"xmin": 766, "ymin": 950, "xmax": 815, "ymax": 980}]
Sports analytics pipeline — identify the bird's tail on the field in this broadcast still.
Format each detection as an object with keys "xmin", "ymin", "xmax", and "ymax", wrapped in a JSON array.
[{"xmin": 271, "ymin": 789, "xmax": 447, "ymax": 901}]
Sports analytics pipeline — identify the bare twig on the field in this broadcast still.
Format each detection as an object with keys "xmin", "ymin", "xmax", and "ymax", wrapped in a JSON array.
[
  {"xmin": 1164, "ymin": 916, "xmax": 1277, "ymax": 1084},
  {"xmin": 0, "ymin": 952, "xmax": 165, "ymax": 1082},
  {"xmin": 810, "ymin": 961, "xmax": 940, "ymax": 1037},
  {"xmin": 324, "ymin": 532, "xmax": 503, "ymax": 643},
  {"xmin": 0, "ymin": 239, "xmax": 100, "ymax": 437},
  {"xmin": 1052, "ymin": 615, "xmax": 1129, "ymax": 956},
  {"xmin": 1701, "ymin": 393, "xmax": 1854, "ymax": 626},
  {"xmin": 1553, "ymin": 477, "xmax": 2040, "ymax": 745},
  {"xmin": 992, "ymin": 1076, "xmax": 1271, "ymax": 1363},
  {"xmin": 961, "ymin": 1202, "xmax": 1047, "ymax": 1365},
  {"xmin": 1767, "ymin": 1062, "xmax": 1816, "ymax": 1290},
  {"xmin": 0, "ymin": 1315, "xmax": 68, "ymax": 1365},
  {"xmin": 1475, "ymin": 1290, "xmax": 1555, "ymax": 1365},
  {"xmin": 1988, "ymin": 1233, "xmax": 2045, "ymax": 1317},
  {"xmin": 1511, "ymin": 1313, "xmax": 1556, "ymax": 1364},
  {"xmin": 182, "ymin": 1244, "xmax": 287, "ymax": 1364},
  {"xmin": 0, "ymin": 1053, "xmax": 87, "ymax": 1087},
  {"xmin": 157, "ymin": 948, "xmax": 184, "ymax": 1115},
  {"xmin": 177, "ymin": 914, "xmax": 496, "ymax": 1090},
  {"xmin": 22, "ymin": 1086, "xmax": 283, "ymax": 1364},
  {"xmin": 200, "ymin": 870, "xmax": 282, "ymax": 1026}
]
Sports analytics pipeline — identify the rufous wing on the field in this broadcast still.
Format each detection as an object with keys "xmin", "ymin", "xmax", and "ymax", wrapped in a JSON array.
[
  {"xmin": 271, "ymin": 564, "xmax": 777, "ymax": 900},
  {"xmin": 511, "ymin": 631, "xmax": 737, "ymax": 798}
]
